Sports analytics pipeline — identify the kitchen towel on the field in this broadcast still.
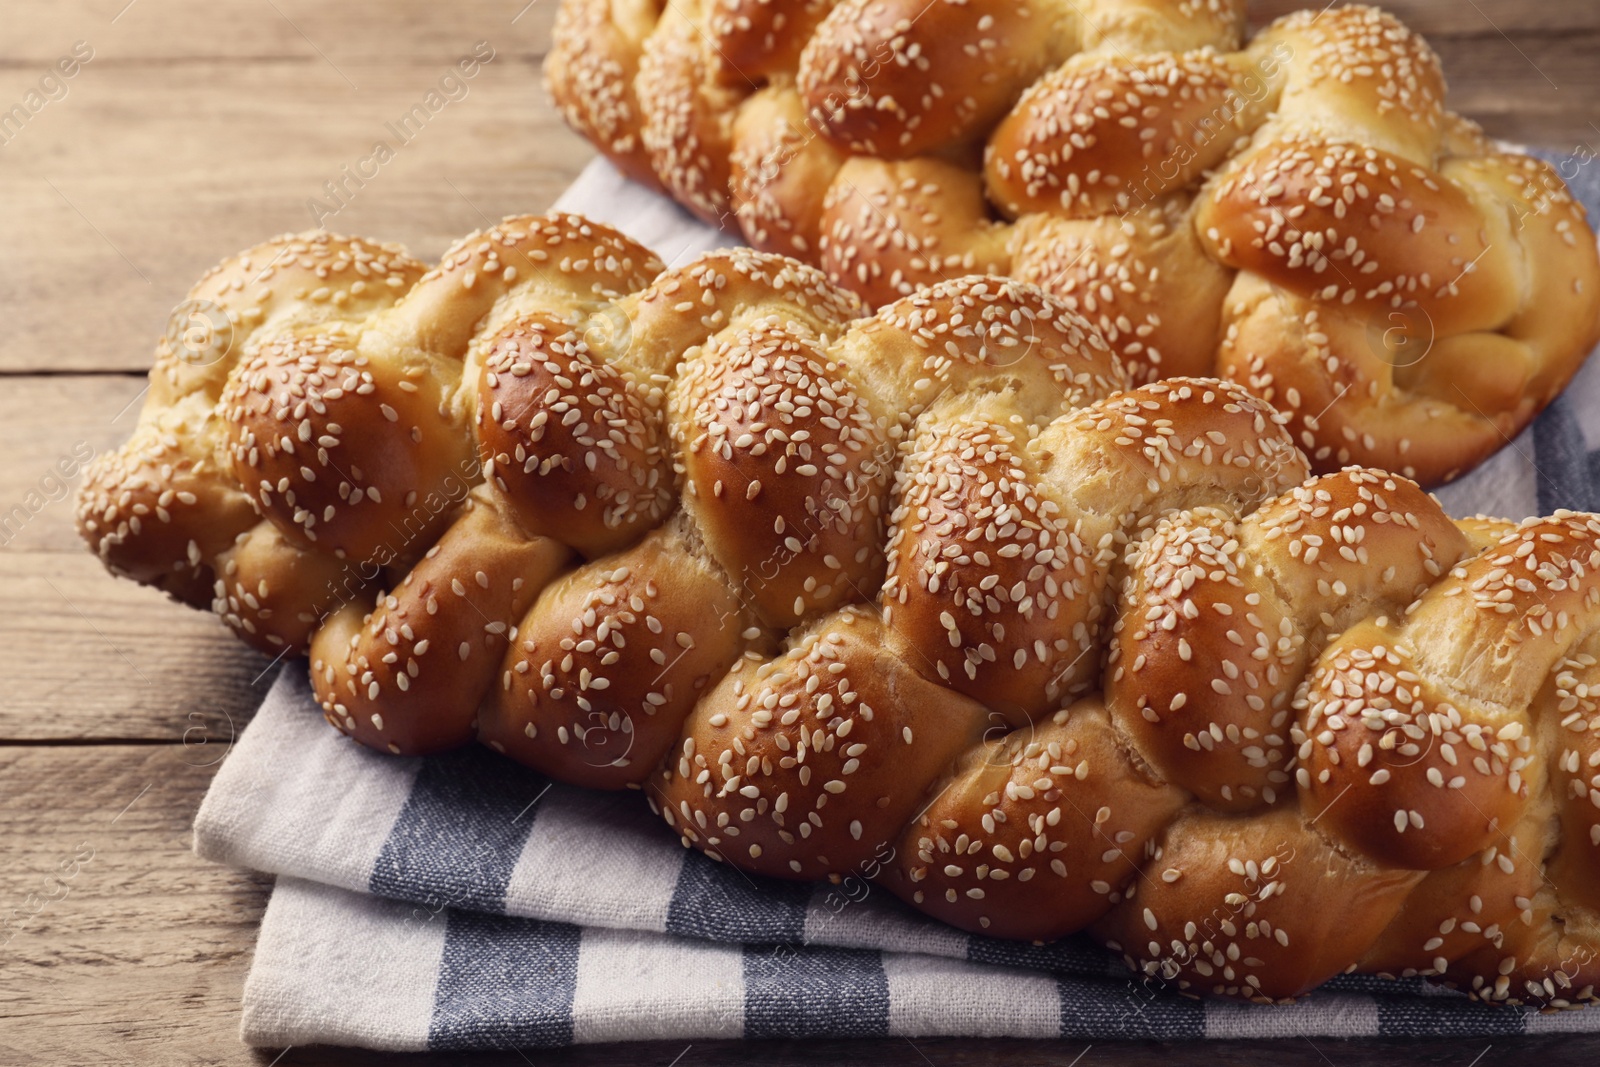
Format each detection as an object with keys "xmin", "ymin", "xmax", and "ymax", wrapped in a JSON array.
[
  {"xmin": 196, "ymin": 152, "xmax": 1600, "ymax": 1049},
  {"xmin": 208, "ymin": 672, "xmax": 1600, "ymax": 1049}
]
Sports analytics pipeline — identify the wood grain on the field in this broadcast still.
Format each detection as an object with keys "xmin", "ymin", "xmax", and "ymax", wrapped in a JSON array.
[
  {"xmin": 3, "ymin": 0, "xmax": 560, "ymax": 62},
  {"xmin": 0, "ymin": 54, "xmax": 591, "ymax": 373},
  {"xmin": 0, "ymin": 553, "xmax": 278, "ymax": 742},
  {"xmin": 0, "ymin": 745, "xmax": 272, "ymax": 1065},
  {"xmin": 0, "ymin": 374, "xmax": 146, "ymax": 555},
  {"xmin": 1250, "ymin": 0, "xmax": 1600, "ymax": 33},
  {"xmin": 5, "ymin": 0, "xmax": 1600, "ymax": 1063}
]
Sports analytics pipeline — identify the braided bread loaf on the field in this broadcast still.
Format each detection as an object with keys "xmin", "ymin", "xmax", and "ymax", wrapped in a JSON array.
[
  {"xmin": 547, "ymin": 0, "xmax": 1600, "ymax": 487},
  {"xmin": 80, "ymin": 214, "xmax": 1600, "ymax": 1007}
]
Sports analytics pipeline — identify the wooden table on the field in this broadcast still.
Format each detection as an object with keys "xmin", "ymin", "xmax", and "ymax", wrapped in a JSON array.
[{"xmin": 2, "ymin": 1, "xmax": 1597, "ymax": 1063}]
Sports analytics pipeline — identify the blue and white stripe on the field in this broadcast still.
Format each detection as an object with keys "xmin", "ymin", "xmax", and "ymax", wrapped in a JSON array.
[
  {"xmin": 208, "ymin": 666, "xmax": 1600, "ymax": 1049},
  {"xmin": 200, "ymin": 153, "xmax": 1600, "ymax": 1050},
  {"xmin": 241, "ymin": 872, "xmax": 1600, "ymax": 1051}
]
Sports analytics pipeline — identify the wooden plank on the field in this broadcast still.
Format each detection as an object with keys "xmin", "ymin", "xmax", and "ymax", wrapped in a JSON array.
[
  {"xmin": 1429, "ymin": 35, "xmax": 1600, "ymax": 148},
  {"xmin": 0, "ymin": 375, "xmax": 275, "ymax": 744},
  {"xmin": 0, "ymin": 374, "xmax": 145, "ymax": 555},
  {"xmin": 0, "ymin": 745, "xmax": 272, "ymax": 1065},
  {"xmin": 0, "ymin": 552, "xmax": 275, "ymax": 742},
  {"xmin": 3, "ymin": 1, "xmax": 1599, "ymax": 1062},
  {"xmin": 0, "ymin": 55, "xmax": 594, "ymax": 373},
  {"xmin": 1250, "ymin": 0, "xmax": 1600, "ymax": 34},
  {"xmin": 2, "ymin": 7, "xmax": 1595, "ymax": 378},
  {"xmin": 1, "ymin": 0, "xmax": 559, "ymax": 62}
]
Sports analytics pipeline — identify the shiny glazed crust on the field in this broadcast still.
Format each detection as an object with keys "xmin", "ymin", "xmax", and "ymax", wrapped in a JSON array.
[
  {"xmin": 547, "ymin": 0, "xmax": 1600, "ymax": 487},
  {"xmin": 81, "ymin": 214, "xmax": 1600, "ymax": 1008}
]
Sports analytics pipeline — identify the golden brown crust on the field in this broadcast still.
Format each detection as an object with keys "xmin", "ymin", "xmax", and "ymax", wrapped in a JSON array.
[
  {"xmin": 635, "ymin": 1, "xmax": 744, "ymax": 224},
  {"xmin": 797, "ymin": 0, "xmax": 1069, "ymax": 159},
  {"xmin": 549, "ymin": 0, "xmax": 1600, "ymax": 487},
  {"xmin": 311, "ymin": 487, "xmax": 571, "ymax": 755},
  {"xmin": 886, "ymin": 698, "xmax": 1187, "ymax": 939},
  {"xmin": 482, "ymin": 519, "xmax": 758, "ymax": 787},
  {"xmin": 884, "ymin": 418, "xmax": 1102, "ymax": 724},
  {"xmin": 1457, "ymin": 884, "xmax": 1600, "ymax": 1008},
  {"xmin": 1097, "ymin": 809, "xmax": 1421, "ymax": 1002},
  {"xmin": 986, "ymin": 50, "xmax": 1273, "ymax": 220},
  {"xmin": 1215, "ymin": 274, "xmax": 1493, "ymax": 486},
  {"xmin": 148, "ymin": 230, "xmax": 428, "ymax": 406},
  {"xmin": 219, "ymin": 327, "xmax": 472, "ymax": 561},
  {"xmin": 1108, "ymin": 470, "xmax": 1473, "ymax": 810},
  {"xmin": 77, "ymin": 231, "xmax": 426, "ymax": 609},
  {"xmin": 818, "ymin": 157, "xmax": 1012, "ymax": 308},
  {"xmin": 477, "ymin": 313, "xmax": 673, "ymax": 558},
  {"xmin": 672, "ymin": 315, "xmax": 890, "ymax": 628},
  {"xmin": 1010, "ymin": 199, "xmax": 1233, "ymax": 384},
  {"xmin": 1546, "ymin": 640, "xmax": 1600, "ymax": 917},
  {"xmin": 1297, "ymin": 515, "xmax": 1600, "ymax": 870},
  {"xmin": 729, "ymin": 85, "xmax": 850, "ymax": 258},
  {"xmin": 82, "ymin": 214, "xmax": 666, "ymax": 655},
  {"xmin": 710, "ymin": 0, "xmax": 838, "ymax": 84},
  {"xmin": 653, "ymin": 610, "xmax": 992, "ymax": 879},
  {"xmin": 213, "ymin": 521, "xmax": 351, "ymax": 653},
  {"xmin": 1196, "ymin": 138, "xmax": 1517, "ymax": 336},
  {"xmin": 1358, "ymin": 820, "xmax": 1542, "ymax": 982},
  {"xmin": 543, "ymin": 0, "xmax": 666, "ymax": 191},
  {"xmin": 624, "ymin": 247, "xmax": 867, "ymax": 370},
  {"xmin": 78, "ymin": 426, "xmax": 259, "ymax": 607},
  {"xmin": 88, "ymin": 217, "xmax": 1600, "ymax": 1009}
]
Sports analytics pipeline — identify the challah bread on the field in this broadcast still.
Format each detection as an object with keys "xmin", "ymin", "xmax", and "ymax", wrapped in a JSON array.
[
  {"xmin": 82, "ymin": 215, "xmax": 1600, "ymax": 1008},
  {"xmin": 549, "ymin": 0, "xmax": 1600, "ymax": 487},
  {"xmin": 543, "ymin": 0, "xmax": 665, "ymax": 190},
  {"xmin": 77, "ymin": 232, "xmax": 430, "ymax": 639}
]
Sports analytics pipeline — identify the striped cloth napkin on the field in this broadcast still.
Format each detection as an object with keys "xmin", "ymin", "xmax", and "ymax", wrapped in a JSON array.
[{"xmin": 193, "ymin": 155, "xmax": 1600, "ymax": 1051}]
